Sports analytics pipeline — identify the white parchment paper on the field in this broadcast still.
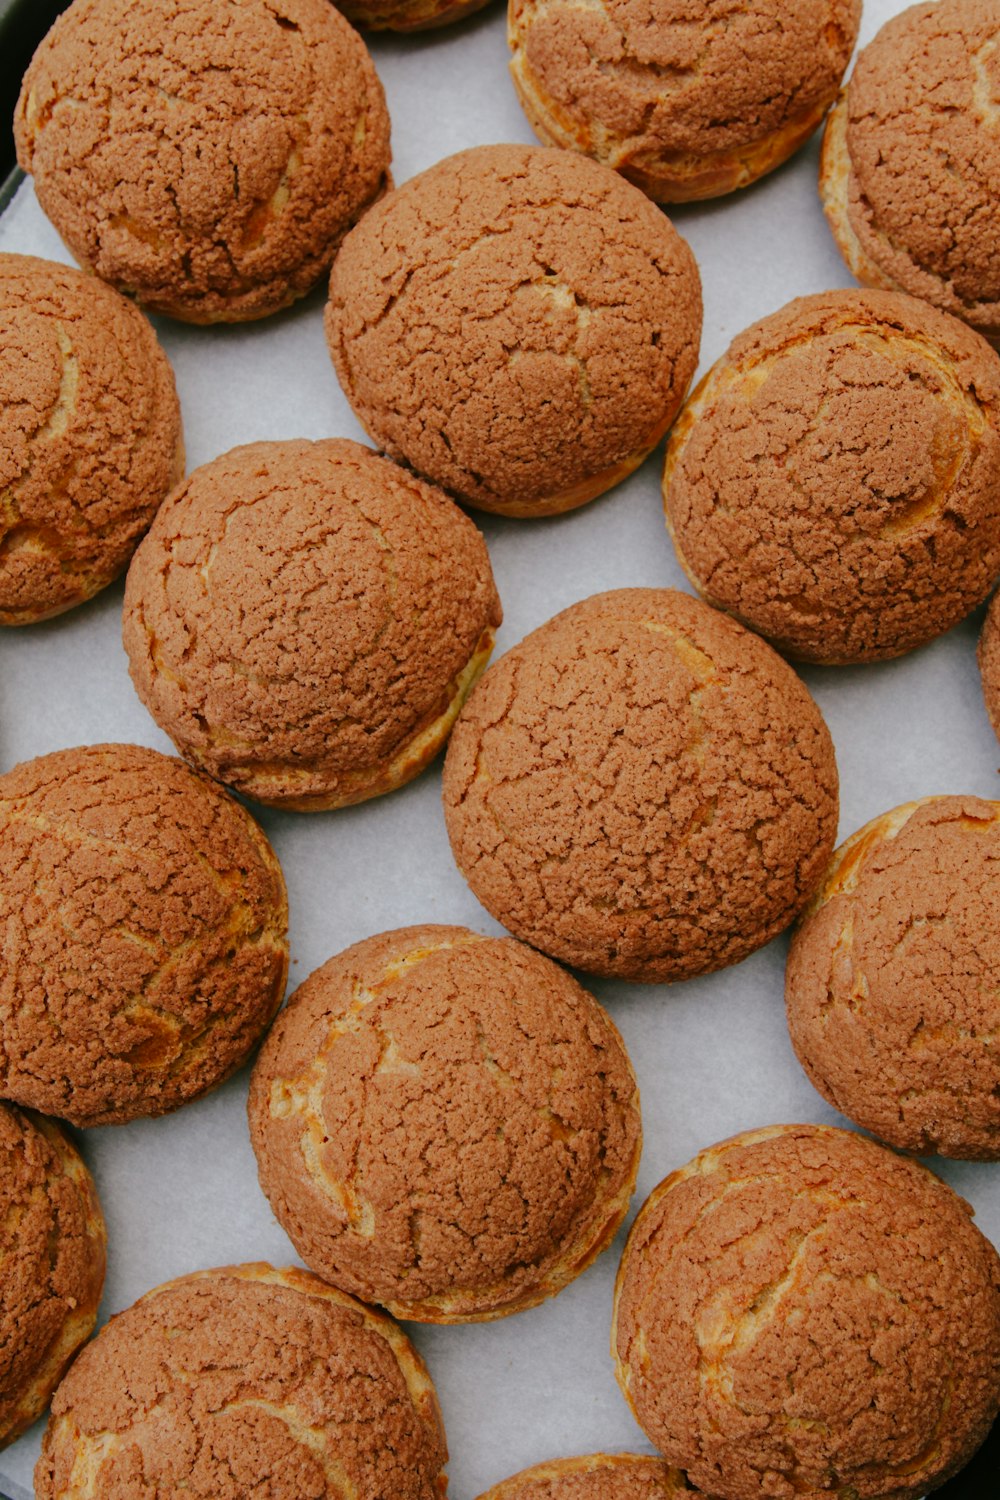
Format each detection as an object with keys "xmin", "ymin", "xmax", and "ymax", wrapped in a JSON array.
[{"xmin": 1, "ymin": 2, "xmax": 998, "ymax": 1496}]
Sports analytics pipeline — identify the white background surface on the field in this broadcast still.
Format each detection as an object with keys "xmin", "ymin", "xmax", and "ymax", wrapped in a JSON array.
[{"xmin": 1, "ymin": 1, "xmax": 998, "ymax": 1496}]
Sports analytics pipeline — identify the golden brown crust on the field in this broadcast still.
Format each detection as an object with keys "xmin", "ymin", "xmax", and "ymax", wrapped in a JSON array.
[
  {"xmin": 978, "ymin": 588, "xmax": 1000, "ymax": 742},
  {"xmin": 326, "ymin": 144, "xmax": 701, "ymax": 516},
  {"xmin": 0, "ymin": 1105, "xmax": 106, "ymax": 1451},
  {"xmin": 509, "ymin": 0, "xmax": 860, "ymax": 202},
  {"xmin": 15, "ymin": 0, "xmax": 391, "ymax": 323},
  {"xmin": 663, "ymin": 289, "xmax": 1000, "ymax": 663},
  {"xmin": 35, "ymin": 1263, "xmax": 448, "ymax": 1499},
  {"xmin": 0, "ymin": 252, "xmax": 182, "ymax": 624},
  {"xmin": 123, "ymin": 438, "xmax": 502, "ymax": 809},
  {"xmin": 612, "ymin": 1123, "xmax": 1000, "ymax": 1500},
  {"xmin": 476, "ymin": 1453, "xmax": 698, "ymax": 1500},
  {"xmin": 339, "ymin": 0, "xmax": 492, "ymax": 30},
  {"xmin": 0, "ymin": 743, "xmax": 289, "ymax": 1127},
  {"xmin": 443, "ymin": 588, "xmax": 838, "ymax": 982},
  {"xmin": 820, "ymin": 0, "xmax": 1000, "ymax": 344},
  {"xmin": 249, "ymin": 925, "xmax": 641, "ymax": 1321},
  {"xmin": 786, "ymin": 795, "xmax": 1000, "ymax": 1159}
]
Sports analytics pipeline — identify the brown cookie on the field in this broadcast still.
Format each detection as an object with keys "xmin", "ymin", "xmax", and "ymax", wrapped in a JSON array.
[
  {"xmin": 663, "ymin": 290, "xmax": 1000, "ymax": 664},
  {"xmin": 0, "ymin": 252, "xmax": 183, "ymax": 625},
  {"xmin": 35, "ymin": 1263, "xmax": 448, "ymax": 1500},
  {"xmin": 475, "ymin": 1454, "xmax": 698, "ymax": 1500},
  {"xmin": 326, "ymin": 144, "xmax": 701, "ymax": 517},
  {"xmin": 510, "ymin": 0, "xmax": 860, "ymax": 202},
  {"xmin": 123, "ymin": 439, "xmax": 502, "ymax": 810},
  {"xmin": 249, "ymin": 924, "xmax": 641, "ymax": 1322},
  {"xmin": 339, "ymin": 0, "xmax": 491, "ymax": 30},
  {"xmin": 443, "ymin": 589, "xmax": 838, "ymax": 982},
  {"xmin": 0, "ymin": 1104, "xmax": 106, "ymax": 1451},
  {"xmin": 821, "ymin": 0, "xmax": 1000, "ymax": 344},
  {"xmin": 786, "ymin": 796, "xmax": 1000, "ymax": 1159},
  {"xmin": 15, "ymin": 0, "xmax": 391, "ymax": 323},
  {"xmin": 0, "ymin": 743, "xmax": 289, "ymax": 1127},
  {"xmin": 978, "ymin": 587, "xmax": 1000, "ymax": 739},
  {"xmin": 612, "ymin": 1124, "xmax": 1000, "ymax": 1500}
]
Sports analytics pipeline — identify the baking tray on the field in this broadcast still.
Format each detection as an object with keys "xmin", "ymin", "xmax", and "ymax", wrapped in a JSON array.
[{"xmin": 0, "ymin": 1, "xmax": 998, "ymax": 1496}]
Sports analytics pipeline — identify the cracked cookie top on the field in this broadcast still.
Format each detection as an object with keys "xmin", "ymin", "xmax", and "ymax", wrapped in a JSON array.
[
  {"xmin": 613, "ymin": 1123, "xmax": 1000, "ymax": 1500},
  {"xmin": 325, "ymin": 144, "xmax": 701, "ymax": 516},
  {"xmin": 820, "ymin": 0, "xmax": 1000, "ymax": 342},
  {"xmin": 35, "ymin": 1263, "xmax": 448, "ymax": 1500},
  {"xmin": 0, "ymin": 743, "xmax": 289, "ymax": 1127},
  {"xmin": 122, "ymin": 439, "xmax": 502, "ymax": 810},
  {"xmin": 15, "ymin": 0, "xmax": 391, "ymax": 323},
  {"xmin": 0, "ymin": 252, "xmax": 182, "ymax": 624},
  {"xmin": 786, "ymin": 796, "xmax": 1000, "ymax": 1159},
  {"xmin": 248, "ymin": 925, "xmax": 641, "ymax": 1321},
  {"xmin": 663, "ymin": 290, "xmax": 1000, "ymax": 664},
  {"xmin": 0, "ymin": 1104, "xmax": 106, "ymax": 1451},
  {"xmin": 475, "ymin": 1453, "xmax": 699, "ymax": 1499},
  {"xmin": 442, "ymin": 589, "xmax": 838, "ymax": 982},
  {"xmin": 509, "ymin": 0, "xmax": 860, "ymax": 202}
]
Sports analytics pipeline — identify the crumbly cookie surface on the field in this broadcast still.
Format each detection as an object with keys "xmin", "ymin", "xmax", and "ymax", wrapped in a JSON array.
[
  {"xmin": 123, "ymin": 439, "xmax": 501, "ymax": 809},
  {"xmin": 822, "ymin": 0, "xmax": 1000, "ymax": 340},
  {"xmin": 663, "ymin": 291, "xmax": 1000, "ymax": 663},
  {"xmin": 0, "ymin": 743, "xmax": 288, "ymax": 1127},
  {"xmin": 443, "ymin": 589, "xmax": 838, "ymax": 981},
  {"xmin": 249, "ymin": 926, "xmax": 640, "ymax": 1320},
  {"xmin": 16, "ymin": 0, "xmax": 390, "ymax": 322},
  {"xmin": 787, "ymin": 796, "xmax": 1000, "ymax": 1158},
  {"xmin": 0, "ymin": 252, "xmax": 182, "ymax": 623},
  {"xmin": 35, "ymin": 1264, "xmax": 448, "ymax": 1500},
  {"xmin": 326, "ymin": 144, "xmax": 701, "ymax": 515},
  {"xmin": 510, "ymin": 0, "xmax": 860, "ymax": 200},
  {"xmin": 0, "ymin": 1105, "xmax": 106, "ymax": 1450},
  {"xmin": 476, "ymin": 1453, "xmax": 697, "ymax": 1499},
  {"xmin": 613, "ymin": 1124, "xmax": 1000, "ymax": 1500},
  {"xmin": 979, "ymin": 587, "xmax": 1000, "ymax": 737}
]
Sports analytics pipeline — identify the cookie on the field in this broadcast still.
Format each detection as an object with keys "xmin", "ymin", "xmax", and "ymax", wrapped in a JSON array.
[
  {"xmin": 0, "ymin": 252, "xmax": 183, "ymax": 625},
  {"xmin": 509, "ymin": 0, "xmax": 860, "ymax": 202},
  {"xmin": 35, "ymin": 1263, "xmax": 448, "ymax": 1500},
  {"xmin": 0, "ymin": 1104, "xmax": 106, "ymax": 1451},
  {"xmin": 663, "ymin": 290, "xmax": 1000, "ymax": 664},
  {"xmin": 0, "ymin": 743, "xmax": 289, "ymax": 1128},
  {"xmin": 16, "ymin": 0, "xmax": 391, "ymax": 323},
  {"xmin": 339, "ymin": 0, "xmax": 490, "ymax": 31},
  {"xmin": 820, "ymin": 0, "xmax": 1000, "ymax": 343},
  {"xmin": 249, "ymin": 924, "xmax": 641, "ymax": 1322},
  {"xmin": 326, "ymin": 144, "xmax": 701, "ymax": 517},
  {"xmin": 123, "ymin": 439, "xmax": 501, "ymax": 810},
  {"xmin": 978, "ymin": 587, "xmax": 1000, "ymax": 740},
  {"xmin": 786, "ymin": 795, "xmax": 1000, "ymax": 1159},
  {"xmin": 613, "ymin": 1123, "xmax": 1000, "ymax": 1500},
  {"xmin": 443, "ymin": 589, "xmax": 838, "ymax": 982},
  {"xmin": 475, "ymin": 1454, "xmax": 698, "ymax": 1499}
]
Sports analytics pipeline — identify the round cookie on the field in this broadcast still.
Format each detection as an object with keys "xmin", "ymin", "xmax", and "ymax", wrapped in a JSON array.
[
  {"xmin": 0, "ymin": 252, "xmax": 183, "ymax": 625},
  {"xmin": 35, "ymin": 1263, "xmax": 448, "ymax": 1500},
  {"xmin": 0, "ymin": 743, "xmax": 289, "ymax": 1128},
  {"xmin": 0, "ymin": 1104, "xmax": 106, "ymax": 1451},
  {"xmin": 443, "ymin": 589, "xmax": 838, "ymax": 983},
  {"xmin": 978, "ymin": 587, "xmax": 1000, "ymax": 740},
  {"xmin": 663, "ymin": 290, "xmax": 1000, "ymax": 664},
  {"xmin": 123, "ymin": 439, "xmax": 502, "ymax": 810},
  {"xmin": 339, "ymin": 0, "xmax": 490, "ymax": 31},
  {"xmin": 326, "ymin": 144, "xmax": 702, "ymax": 517},
  {"xmin": 509, "ymin": 0, "xmax": 860, "ymax": 203},
  {"xmin": 612, "ymin": 1123, "xmax": 1000, "ymax": 1500},
  {"xmin": 821, "ymin": 0, "xmax": 1000, "ymax": 344},
  {"xmin": 786, "ymin": 796, "xmax": 1000, "ymax": 1159},
  {"xmin": 476, "ymin": 1454, "xmax": 699, "ymax": 1499},
  {"xmin": 249, "ymin": 925, "xmax": 641, "ymax": 1322},
  {"xmin": 15, "ymin": 0, "xmax": 391, "ymax": 323}
]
